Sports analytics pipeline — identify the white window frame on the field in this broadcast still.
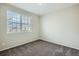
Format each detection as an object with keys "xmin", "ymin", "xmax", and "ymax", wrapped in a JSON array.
[{"xmin": 7, "ymin": 10, "xmax": 32, "ymax": 33}]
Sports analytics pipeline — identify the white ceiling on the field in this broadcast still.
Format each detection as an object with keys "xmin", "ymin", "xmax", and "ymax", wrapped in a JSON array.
[{"xmin": 10, "ymin": 3, "xmax": 77, "ymax": 16}]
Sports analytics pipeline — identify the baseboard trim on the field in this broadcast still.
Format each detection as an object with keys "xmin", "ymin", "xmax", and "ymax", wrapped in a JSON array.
[
  {"xmin": 41, "ymin": 39, "xmax": 79, "ymax": 51},
  {"xmin": 0, "ymin": 39, "xmax": 40, "ymax": 52},
  {"xmin": 0, "ymin": 39, "xmax": 79, "ymax": 52}
]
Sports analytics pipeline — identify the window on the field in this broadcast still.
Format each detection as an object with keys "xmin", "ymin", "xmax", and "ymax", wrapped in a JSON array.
[{"xmin": 7, "ymin": 10, "xmax": 32, "ymax": 33}]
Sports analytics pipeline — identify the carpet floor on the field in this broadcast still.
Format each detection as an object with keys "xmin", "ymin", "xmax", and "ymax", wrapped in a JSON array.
[{"xmin": 0, "ymin": 40, "xmax": 79, "ymax": 56}]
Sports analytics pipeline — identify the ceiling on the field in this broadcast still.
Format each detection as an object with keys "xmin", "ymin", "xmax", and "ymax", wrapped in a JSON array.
[{"xmin": 10, "ymin": 3, "xmax": 77, "ymax": 16}]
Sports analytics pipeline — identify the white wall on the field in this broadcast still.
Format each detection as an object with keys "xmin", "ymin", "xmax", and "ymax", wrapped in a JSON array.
[
  {"xmin": 40, "ymin": 5, "xmax": 79, "ymax": 50},
  {"xmin": 0, "ymin": 4, "xmax": 40, "ymax": 51}
]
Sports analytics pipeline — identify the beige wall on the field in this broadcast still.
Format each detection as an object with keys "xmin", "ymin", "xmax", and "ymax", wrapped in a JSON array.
[
  {"xmin": 40, "ymin": 5, "xmax": 79, "ymax": 50},
  {"xmin": 0, "ymin": 4, "xmax": 40, "ymax": 51}
]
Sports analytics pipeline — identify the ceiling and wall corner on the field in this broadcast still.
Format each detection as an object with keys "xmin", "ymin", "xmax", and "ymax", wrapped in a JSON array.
[{"xmin": 10, "ymin": 3, "xmax": 77, "ymax": 16}]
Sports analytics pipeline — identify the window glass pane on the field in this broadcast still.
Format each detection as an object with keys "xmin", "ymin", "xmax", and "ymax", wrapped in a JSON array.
[{"xmin": 7, "ymin": 10, "xmax": 32, "ymax": 33}]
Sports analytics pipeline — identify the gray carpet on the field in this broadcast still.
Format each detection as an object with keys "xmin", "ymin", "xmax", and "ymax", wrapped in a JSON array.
[{"xmin": 0, "ymin": 40, "xmax": 79, "ymax": 56}]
